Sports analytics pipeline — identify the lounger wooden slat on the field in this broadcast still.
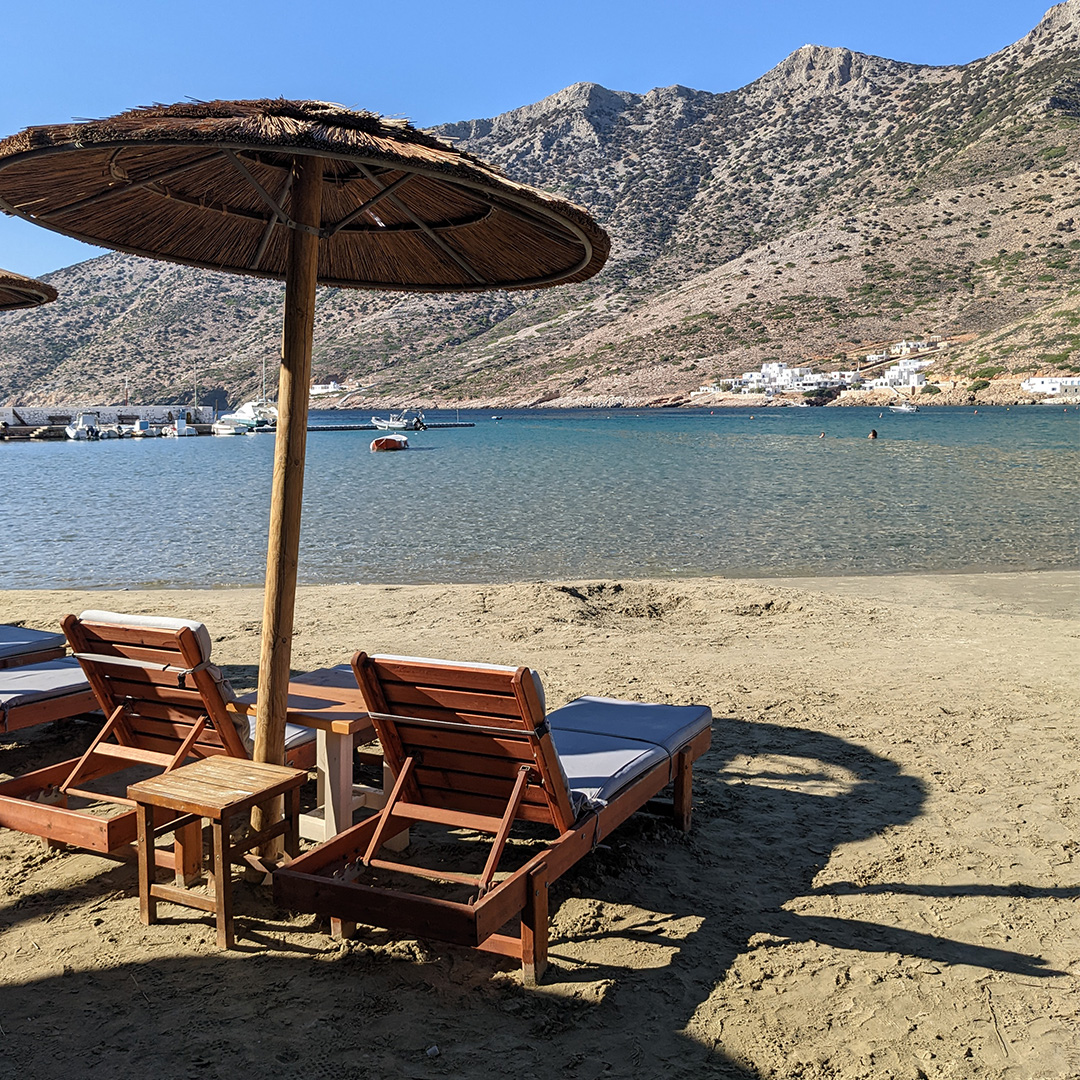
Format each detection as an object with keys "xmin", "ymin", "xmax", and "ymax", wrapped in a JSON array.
[
  {"xmin": 374, "ymin": 659, "xmax": 526, "ymax": 693},
  {"xmin": 384, "ymin": 724, "xmax": 539, "ymax": 759},
  {"xmin": 412, "ymin": 767, "xmax": 555, "ymax": 805},
  {"xmin": 73, "ymin": 626, "xmax": 193, "ymax": 651},
  {"xmin": 380, "ymin": 684, "xmax": 530, "ymax": 722},
  {"xmin": 376, "ymin": 702, "xmax": 536, "ymax": 731},
  {"xmin": 124, "ymin": 716, "xmax": 229, "ymax": 748},
  {"xmin": 275, "ymin": 652, "xmax": 712, "ymax": 984},
  {"xmin": 404, "ymin": 743, "xmax": 542, "ymax": 779}
]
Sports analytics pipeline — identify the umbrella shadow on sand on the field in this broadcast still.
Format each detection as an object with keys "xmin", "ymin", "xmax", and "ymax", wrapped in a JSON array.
[{"xmin": 1, "ymin": 715, "xmax": 1067, "ymax": 1079}]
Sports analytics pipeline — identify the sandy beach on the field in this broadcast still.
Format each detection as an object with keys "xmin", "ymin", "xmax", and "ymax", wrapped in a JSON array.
[{"xmin": 0, "ymin": 570, "xmax": 1077, "ymax": 1080}]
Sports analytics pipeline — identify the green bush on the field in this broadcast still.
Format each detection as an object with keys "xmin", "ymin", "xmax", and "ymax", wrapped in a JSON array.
[
  {"xmin": 921, "ymin": 383, "xmax": 942, "ymax": 395},
  {"xmin": 968, "ymin": 379, "xmax": 991, "ymax": 392}
]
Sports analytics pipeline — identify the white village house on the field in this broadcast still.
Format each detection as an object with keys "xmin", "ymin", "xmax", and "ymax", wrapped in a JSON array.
[{"xmin": 1020, "ymin": 376, "xmax": 1080, "ymax": 397}]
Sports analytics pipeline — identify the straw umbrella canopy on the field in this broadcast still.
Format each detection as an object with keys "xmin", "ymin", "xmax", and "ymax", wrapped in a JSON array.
[
  {"xmin": 0, "ymin": 268, "xmax": 57, "ymax": 311},
  {"xmin": 0, "ymin": 99, "xmax": 610, "ymax": 808}
]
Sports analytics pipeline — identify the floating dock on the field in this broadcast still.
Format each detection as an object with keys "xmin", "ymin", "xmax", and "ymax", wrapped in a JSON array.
[{"xmin": 305, "ymin": 422, "xmax": 474, "ymax": 432}]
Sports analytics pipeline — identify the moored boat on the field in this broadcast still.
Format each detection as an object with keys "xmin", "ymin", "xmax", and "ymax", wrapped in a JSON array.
[
  {"xmin": 162, "ymin": 416, "xmax": 197, "ymax": 437},
  {"xmin": 212, "ymin": 399, "xmax": 278, "ymax": 436},
  {"xmin": 371, "ymin": 408, "xmax": 425, "ymax": 431},
  {"xmin": 370, "ymin": 433, "xmax": 409, "ymax": 452},
  {"xmin": 64, "ymin": 413, "xmax": 100, "ymax": 440}
]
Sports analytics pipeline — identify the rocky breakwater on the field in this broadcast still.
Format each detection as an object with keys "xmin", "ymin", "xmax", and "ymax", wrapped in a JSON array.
[{"xmin": 834, "ymin": 380, "xmax": 1044, "ymax": 407}]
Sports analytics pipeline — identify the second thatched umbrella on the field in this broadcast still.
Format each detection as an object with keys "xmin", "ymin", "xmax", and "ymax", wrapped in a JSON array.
[
  {"xmin": 0, "ymin": 99, "xmax": 610, "ymax": 803},
  {"xmin": 0, "ymin": 267, "xmax": 57, "ymax": 311}
]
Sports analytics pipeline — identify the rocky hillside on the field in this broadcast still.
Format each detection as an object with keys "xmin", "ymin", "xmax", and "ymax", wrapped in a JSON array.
[{"xmin": 1, "ymin": 1, "xmax": 1077, "ymax": 409}]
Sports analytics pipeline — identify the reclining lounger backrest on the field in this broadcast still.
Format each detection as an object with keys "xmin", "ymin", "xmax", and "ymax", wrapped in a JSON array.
[
  {"xmin": 64, "ymin": 610, "xmax": 250, "ymax": 760},
  {"xmin": 352, "ymin": 653, "xmax": 578, "ymax": 834}
]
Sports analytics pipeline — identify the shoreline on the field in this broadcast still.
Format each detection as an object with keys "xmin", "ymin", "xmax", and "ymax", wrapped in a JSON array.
[
  {"xmin": 312, "ymin": 387, "xmax": 1078, "ymax": 411},
  {"xmin": 1, "ymin": 567, "xmax": 1076, "ymax": 612},
  {"xmin": 4, "ymin": 565, "xmax": 1075, "ymax": 609}
]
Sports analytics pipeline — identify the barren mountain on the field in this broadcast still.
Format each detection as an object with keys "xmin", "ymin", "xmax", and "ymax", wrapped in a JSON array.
[{"xmin": 1, "ymin": 1, "xmax": 1077, "ymax": 409}]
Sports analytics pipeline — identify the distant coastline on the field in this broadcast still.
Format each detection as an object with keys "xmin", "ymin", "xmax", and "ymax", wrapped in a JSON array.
[{"xmin": 314, "ymin": 378, "xmax": 1067, "ymax": 412}]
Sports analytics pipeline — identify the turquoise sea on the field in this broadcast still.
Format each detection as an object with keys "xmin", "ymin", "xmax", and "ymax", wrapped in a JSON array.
[{"xmin": 1, "ymin": 405, "xmax": 1076, "ymax": 589}]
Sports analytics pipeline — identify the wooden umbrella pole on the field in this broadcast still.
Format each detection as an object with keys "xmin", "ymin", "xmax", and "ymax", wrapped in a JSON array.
[{"xmin": 252, "ymin": 154, "xmax": 323, "ymax": 847}]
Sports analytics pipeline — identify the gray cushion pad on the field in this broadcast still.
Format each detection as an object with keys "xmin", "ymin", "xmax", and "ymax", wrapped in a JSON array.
[
  {"xmin": 546, "ymin": 696, "xmax": 712, "ymax": 754},
  {"xmin": 0, "ymin": 657, "xmax": 91, "ymax": 711},
  {"xmin": 246, "ymin": 717, "xmax": 316, "ymax": 751},
  {"xmin": 0, "ymin": 624, "xmax": 66, "ymax": 660},
  {"xmin": 551, "ymin": 728, "xmax": 670, "ymax": 807}
]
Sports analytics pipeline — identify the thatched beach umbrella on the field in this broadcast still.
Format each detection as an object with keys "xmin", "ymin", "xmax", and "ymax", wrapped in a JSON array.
[
  {"xmin": 0, "ymin": 267, "xmax": 57, "ymax": 311},
  {"xmin": 0, "ymin": 100, "xmax": 609, "ymax": 819}
]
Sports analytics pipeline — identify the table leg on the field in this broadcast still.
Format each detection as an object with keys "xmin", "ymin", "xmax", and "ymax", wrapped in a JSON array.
[
  {"xmin": 174, "ymin": 818, "xmax": 203, "ymax": 886},
  {"xmin": 136, "ymin": 803, "xmax": 157, "ymax": 926},
  {"xmin": 285, "ymin": 786, "xmax": 300, "ymax": 858},
  {"xmin": 319, "ymin": 728, "xmax": 353, "ymax": 840},
  {"xmin": 211, "ymin": 817, "xmax": 234, "ymax": 949}
]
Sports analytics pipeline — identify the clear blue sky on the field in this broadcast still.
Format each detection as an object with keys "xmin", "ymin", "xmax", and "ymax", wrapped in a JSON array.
[{"xmin": 0, "ymin": 0, "xmax": 1058, "ymax": 276}]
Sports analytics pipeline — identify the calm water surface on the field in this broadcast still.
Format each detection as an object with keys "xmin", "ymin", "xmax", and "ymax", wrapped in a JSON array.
[{"xmin": 1, "ymin": 406, "xmax": 1076, "ymax": 588}]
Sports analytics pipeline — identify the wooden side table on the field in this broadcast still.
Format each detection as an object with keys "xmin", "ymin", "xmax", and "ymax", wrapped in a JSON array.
[{"xmin": 128, "ymin": 756, "xmax": 306, "ymax": 949}]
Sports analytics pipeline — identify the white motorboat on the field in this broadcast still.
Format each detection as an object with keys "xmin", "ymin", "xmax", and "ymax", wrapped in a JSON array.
[
  {"xmin": 162, "ymin": 416, "xmax": 198, "ymax": 437},
  {"xmin": 128, "ymin": 419, "xmax": 160, "ymax": 437},
  {"xmin": 211, "ymin": 417, "xmax": 250, "ymax": 436},
  {"xmin": 371, "ymin": 408, "xmax": 425, "ymax": 431},
  {"xmin": 888, "ymin": 401, "xmax": 919, "ymax": 413},
  {"xmin": 213, "ymin": 398, "xmax": 278, "ymax": 436},
  {"xmin": 65, "ymin": 413, "xmax": 100, "ymax": 440}
]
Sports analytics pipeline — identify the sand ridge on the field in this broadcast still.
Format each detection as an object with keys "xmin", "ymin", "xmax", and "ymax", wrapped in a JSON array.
[{"xmin": 0, "ymin": 571, "xmax": 1077, "ymax": 1079}]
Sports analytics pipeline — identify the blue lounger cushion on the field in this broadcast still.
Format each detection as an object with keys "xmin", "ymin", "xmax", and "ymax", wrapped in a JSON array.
[
  {"xmin": 0, "ymin": 624, "xmax": 66, "ymax": 661},
  {"xmin": 551, "ymin": 728, "xmax": 671, "ymax": 809},
  {"xmin": 246, "ymin": 717, "xmax": 317, "ymax": 752},
  {"xmin": 546, "ymin": 696, "xmax": 712, "ymax": 755},
  {"xmin": 0, "ymin": 657, "xmax": 91, "ymax": 715}
]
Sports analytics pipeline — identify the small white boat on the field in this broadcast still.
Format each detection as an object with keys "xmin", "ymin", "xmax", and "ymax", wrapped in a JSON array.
[
  {"xmin": 888, "ymin": 401, "xmax": 919, "ymax": 413},
  {"xmin": 211, "ymin": 417, "xmax": 250, "ymax": 436},
  {"xmin": 213, "ymin": 399, "xmax": 278, "ymax": 436},
  {"xmin": 65, "ymin": 413, "xmax": 100, "ymax": 440},
  {"xmin": 128, "ymin": 419, "xmax": 160, "ymax": 437},
  {"xmin": 162, "ymin": 416, "xmax": 198, "ymax": 437},
  {"xmin": 372, "ymin": 408, "xmax": 425, "ymax": 431},
  {"xmin": 370, "ymin": 433, "xmax": 409, "ymax": 452}
]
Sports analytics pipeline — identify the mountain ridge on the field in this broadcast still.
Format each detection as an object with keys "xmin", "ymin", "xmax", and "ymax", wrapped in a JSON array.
[{"xmin": 0, "ymin": 0, "xmax": 1076, "ymax": 408}]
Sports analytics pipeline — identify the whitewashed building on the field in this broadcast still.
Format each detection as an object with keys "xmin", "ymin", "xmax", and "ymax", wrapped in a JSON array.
[
  {"xmin": 865, "ymin": 356, "xmax": 933, "ymax": 389},
  {"xmin": 1021, "ymin": 376, "xmax": 1080, "ymax": 397}
]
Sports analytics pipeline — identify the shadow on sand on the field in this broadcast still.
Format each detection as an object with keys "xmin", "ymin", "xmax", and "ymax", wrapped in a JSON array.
[{"xmin": 0, "ymin": 715, "xmax": 1065, "ymax": 1079}]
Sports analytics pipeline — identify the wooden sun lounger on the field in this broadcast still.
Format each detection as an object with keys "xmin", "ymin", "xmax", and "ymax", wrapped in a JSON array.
[
  {"xmin": 0, "ymin": 611, "xmax": 317, "ymax": 878},
  {"xmin": 274, "ymin": 653, "xmax": 712, "ymax": 984},
  {"xmin": 0, "ymin": 657, "xmax": 99, "ymax": 735},
  {"xmin": 0, "ymin": 623, "xmax": 68, "ymax": 670}
]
